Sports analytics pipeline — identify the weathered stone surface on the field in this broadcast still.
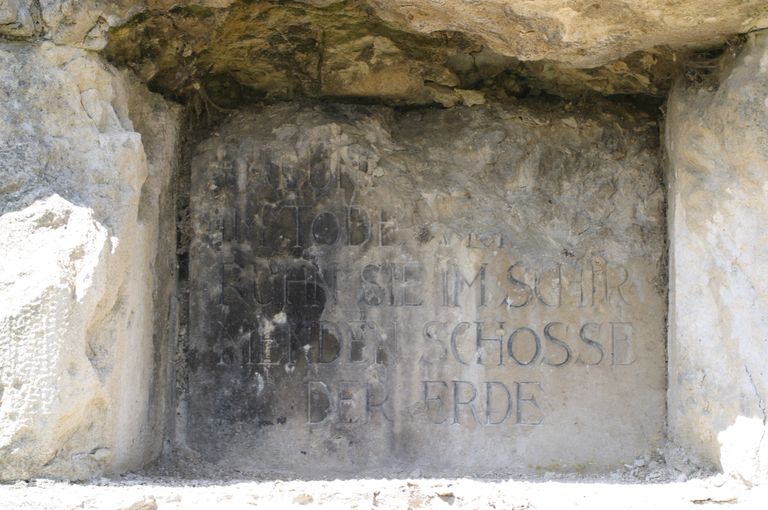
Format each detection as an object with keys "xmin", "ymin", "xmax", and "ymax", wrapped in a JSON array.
[
  {"xmin": 186, "ymin": 100, "xmax": 667, "ymax": 476},
  {"xmin": 0, "ymin": 1, "xmax": 139, "ymax": 47},
  {"xmin": 8, "ymin": 1, "xmax": 766, "ymax": 67},
  {"xmin": 0, "ymin": 42, "xmax": 180, "ymax": 480},
  {"xmin": 666, "ymin": 32, "xmax": 768, "ymax": 485},
  {"xmin": 103, "ymin": 2, "xmax": 501, "ymax": 107},
  {"xmin": 365, "ymin": 0, "xmax": 768, "ymax": 67},
  {"xmin": 0, "ymin": 1, "xmax": 758, "ymax": 101},
  {"xmin": 100, "ymin": 1, "xmax": 701, "ymax": 104},
  {"xmin": 0, "ymin": 0, "xmax": 38, "ymax": 37}
]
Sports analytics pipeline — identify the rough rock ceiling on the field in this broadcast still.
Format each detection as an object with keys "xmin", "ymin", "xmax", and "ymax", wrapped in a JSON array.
[
  {"xmin": 362, "ymin": 0, "xmax": 768, "ymax": 66},
  {"xmin": 4, "ymin": 0, "xmax": 768, "ymax": 104},
  {"xmin": 103, "ymin": 1, "xmax": 687, "ymax": 106}
]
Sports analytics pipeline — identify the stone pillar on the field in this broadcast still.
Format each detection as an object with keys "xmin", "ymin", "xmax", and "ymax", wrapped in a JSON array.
[
  {"xmin": 666, "ymin": 32, "xmax": 768, "ymax": 485},
  {"xmin": 0, "ymin": 42, "xmax": 180, "ymax": 479}
]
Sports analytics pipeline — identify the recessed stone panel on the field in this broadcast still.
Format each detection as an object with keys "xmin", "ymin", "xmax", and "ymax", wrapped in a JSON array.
[{"xmin": 187, "ymin": 101, "xmax": 666, "ymax": 476}]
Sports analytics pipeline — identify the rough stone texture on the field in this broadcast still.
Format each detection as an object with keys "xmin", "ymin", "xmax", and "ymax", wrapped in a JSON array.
[
  {"xmin": 0, "ymin": 0, "xmax": 39, "ymax": 37},
  {"xmin": 365, "ymin": 0, "xmax": 768, "ymax": 67},
  {"xmin": 1, "ymin": 0, "xmax": 766, "ymax": 486},
  {"xmin": 0, "ymin": 1, "xmax": 138, "ymax": 46},
  {"xmin": 5, "ymin": 1, "xmax": 768, "ymax": 66},
  {"xmin": 103, "ymin": 2, "xmax": 508, "ymax": 107},
  {"xmin": 0, "ymin": 42, "xmax": 180, "ymax": 480},
  {"xmin": 666, "ymin": 32, "xmax": 768, "ymax": 485},
  {"xmin": 100, "ymin": 1, "xmax": 719, "ymax": 104},
  {"xmin": 186, "ymin": 101, "xmax": 666, "ymax": 476},
  {"xmin": 1, "ymin": 1, "xmax": 762, "ymax": 101}
]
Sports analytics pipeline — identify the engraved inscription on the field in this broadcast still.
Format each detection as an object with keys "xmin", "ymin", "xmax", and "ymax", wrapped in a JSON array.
[
  {"xmin": 197, "ymin": 142, "xmax": 641, "ymax": 429},
  {"xmin": 187, "ymin": 105, "xmax": 666, "ymax": 473}
]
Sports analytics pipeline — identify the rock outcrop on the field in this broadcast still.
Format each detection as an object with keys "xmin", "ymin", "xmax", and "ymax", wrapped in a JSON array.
[
  {"xmin": 0, "ymin": 42, "xmax": 180, "ymax": 479},
  {"xmin": 101, "ymin": 1, "xmax": 763, "ymax": 103},
  {"xmin": 3, "ymin": 1, "xmax": 768, "ymax": 102},
  {"xmin": 364, "ymin": 0, "xmax": 768, "ymax": 67},
  {"xmin": 1, "ymin": 0, "xmax": 768, "ymax": 487},
  {"xmin": 666, "ymin": 31, "xmax": 768, "ymax": 485}
]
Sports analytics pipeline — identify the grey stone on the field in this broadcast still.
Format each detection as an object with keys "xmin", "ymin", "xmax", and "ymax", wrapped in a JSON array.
[
  {"xmin": 99, "ymin": 1, "xmax": 762, "ymax": 105},
  {"xmin": 0, "ymin": 0, "xmax": 38, "ymax": 37},
  {"xmin": 666, "ymin": 31, "xmax": 768, "ymax": 485},
  {"xmin": 0, "ymin": 42, "xmax": 180, "ymax": 480},
  {"xmin": 364, "ymin": 0, "xmax": 768, "ymax": 67},
  {"xmin": 185, "ymin": 100, "xmax": 667, "ymax": 476}
]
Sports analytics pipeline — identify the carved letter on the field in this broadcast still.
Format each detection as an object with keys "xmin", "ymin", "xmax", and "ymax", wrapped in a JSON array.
[
  {"xmin": 347, "ymin": 206, "xmax": 371, "ymax": 246},
  {"xmin": 421, "ymin": 321, "xmax": 447, "ymax": 364},
  {"xmin": 502, "ymin": 262, "xmax": 533, "ymax": 308},
  {"xmin": 261, "ymin": 151, "xmax": 281, "ymax": 189},
  {"xmin": 485, "ymin": 381, "xmax": 512, "ymax": 425},
  {"xmin": 401, "ymin": 261, "xmax": 424, "ymax": 306},
  {"xmin": 346, "ymin": 320, "xmax": 395, "ymax": 364},
  {"xmin": 453, "ymin": 380, "xmax": 480, "ymax": 425},
  {"xmin": 579, "ymin": 265, "xmax": 594, "ymax": 308},
  {"xmin": 378, "ymin": 210, "xmax": 397, "ymax": 246},
  {"xmin": 507, "ymin": 327, "xmax": 541, "ymax": 366},
  {"xmin": 311, "ymin": 211, "xmax": 340, "ymax": 245},
  {"xmin": 307, "ymin": 381, "xmax": 331, "ymax": 424},
  {"xmin": 252, "ymin": 261, "xmax": 275, "ymax": 305},
  {"xmin": 423, "ymin": 381, "xmax": 449, "ymax": 424},
  {"xmin": 366, "ymin": 381, "xmax": 393, "ymax": 423},
  {"xmin": 284, "ymin": 268, "xmax": 325, "ymax": 310},
  {"xmin": 516, "ymin": 381, "xmax": 543, "ymax": 425},
  {"xmin": 536, "ymin": 265, "xmax": 562, "ymax": 308},
  {"xmin": 338, "ymin": 381, "xmax": 364, "ymax": 424},
  {"xmin": 360, "ymin": 264, "xmax": 385, "ymax": 306},
  {"xmin": 543, "ymin": 322, "xmax": 572, "ymax": 367},
  {"xmin": 450, "ymin": 322, "xmax": 472, "ymax": 365},
  {"xmin": 608, "ymin": 264, "xmax": 631, "ymax": 305},
  {"xmin": 476, "ymin": 321, "xmax": 504, "ymax": 366},
  {"xmin": 309, "ymin": 321, "xmax": 341, "ymax": 364},
  {"xmin": 449, "ymin": 264, "xmax": 487, "ymax": 307},
  {"xmin": 308, "ymin": 145, "xmax": 334, "ymax": 191},
  {"xmin": 577, "ymin": 322, "xmax": 604, "ymax": 365},
  {"xmin": 611, "ymin": 322, "xmax": 635, "ymax": 365},
  {"xmin": 280, "ymin": 204, "xmax": 312, "ymax": 249}
]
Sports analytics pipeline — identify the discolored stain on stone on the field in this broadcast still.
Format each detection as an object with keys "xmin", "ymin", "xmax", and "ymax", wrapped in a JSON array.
[{"xmin": 186, "ymin": 99, "xmax": 667, "ymax": 476}]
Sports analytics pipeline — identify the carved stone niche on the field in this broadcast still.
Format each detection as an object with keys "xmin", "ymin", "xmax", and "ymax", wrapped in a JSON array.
[{"xmin": 187, "ymin": 101, "xmax": 667, "ymax": 476}]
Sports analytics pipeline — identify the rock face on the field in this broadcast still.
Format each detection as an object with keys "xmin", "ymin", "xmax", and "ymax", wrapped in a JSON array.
[
  {"xmin": 2, "ymin": 1, "xmax": 766, "ymax": 102},
  {"xmin": 365, "ymin": 0, "xmax": 768, "ymax": 66},
  {"xmin": 100, "ymin": 1, "xmax": 764, "ymax": 104},
  {"xmin": 1, "ymin": 0, "xmax": 767, "ymax": 487},
  {"xmin": 185, "ymin": 101, "xmax": 667, "ymax": 475},
  {"xmin": 4, "ymin": 1, "xmax": 768, "ymax": 66},
  {"xmin": 666, "ymin": 32, "xmax": 768, "ymax": 485},
  {"xmin": 0, "ymin": 42, "xmax": 180, "ymax": 480},
  {"xmin": 0, "ymin": 0, "xmax": 38, "ymax": 37},
  {"xmin": 0, "ymin": 1, "xmax": 144, "ymax": 48}
]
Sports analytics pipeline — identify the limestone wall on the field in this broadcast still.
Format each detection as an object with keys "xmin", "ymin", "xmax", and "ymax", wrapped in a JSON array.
[
  {"xmin": 0, "ymin": 43, "xmax": 180, "ymax": 480},
  {"xmin": 666, "ymin": 32, "xmax": 768, "ymax": 485},
  {"xmin": 185, "ymin": 101, "xmax": 667, "ymax": 475},
  {"xmin": 1, "ymin": 0, "xmax": 768, "ymax": 487}
]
